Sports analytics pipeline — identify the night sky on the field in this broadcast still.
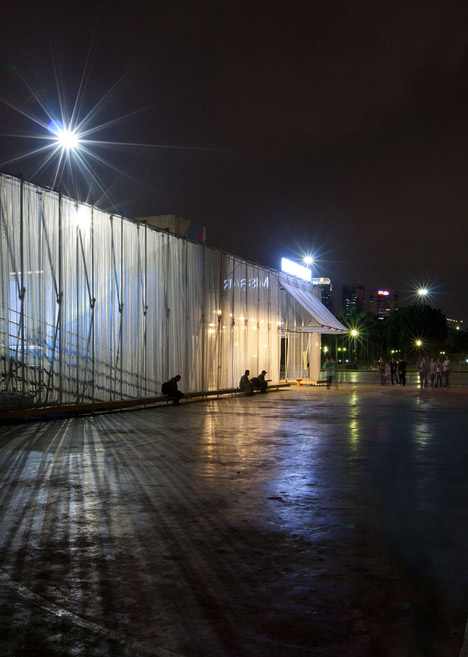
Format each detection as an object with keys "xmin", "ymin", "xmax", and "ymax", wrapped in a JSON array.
[{"xmin": 1, "ymin": 1, "xmax": 467, "ymax": 320}]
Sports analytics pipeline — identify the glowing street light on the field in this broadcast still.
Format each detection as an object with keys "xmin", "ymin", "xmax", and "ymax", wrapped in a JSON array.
[
  {"xmin": 417, "ymin": 288, "xmax": 429, "ymax": 298},
  {"xmin": 415, "ymin": 339, "xmax": 422, "ymax": 347},
  {"xmin": 0, "ymin": 58, "xmax": 229, "ymax": 212},
  {"xmin": 48, "ymin": 120, "xmax": 82, "ymax": 153},
  {"xmin": 56, "ymin": 127, "xmax": 80, "ymax": 152},
  {"xmin": 303, "ymin": 255, "xmax": 314, "ymax": 266},
  {"xmin": 349, "ymin": 328, "xmax": 359, "ymax": 362}
]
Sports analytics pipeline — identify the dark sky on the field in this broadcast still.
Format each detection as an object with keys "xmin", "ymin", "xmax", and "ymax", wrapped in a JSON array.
[{"xmin": 1, "ymin": 1, "xmax": 467, "ymax": 319}]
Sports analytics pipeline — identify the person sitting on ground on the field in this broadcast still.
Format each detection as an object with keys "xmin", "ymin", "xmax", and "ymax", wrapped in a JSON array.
[
  {"xmin": 162, "ymin": 375, "xmax": 184, "ymax": 405},
  {"xmin": 251, "ymin": 370, "xmax": 270, "ymax": 393},
  {"xmin": 239, "ymin": 369, "xmax": 254, "ymax": 395}
]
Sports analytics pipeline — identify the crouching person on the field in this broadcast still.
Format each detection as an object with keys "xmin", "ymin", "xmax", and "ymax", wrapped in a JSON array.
[
  {"xmin": 239, "ymin": 369, "xmax": 254, "ymax": 396},
  {"xmin": 162, "ymin": 375, "xmax": 184, "ymax": 405}
]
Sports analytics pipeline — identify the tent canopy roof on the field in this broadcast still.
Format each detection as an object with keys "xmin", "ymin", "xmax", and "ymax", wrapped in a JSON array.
[{"xmin": 280, "ymin": 276, "xmax": 348, "ymax": 334}]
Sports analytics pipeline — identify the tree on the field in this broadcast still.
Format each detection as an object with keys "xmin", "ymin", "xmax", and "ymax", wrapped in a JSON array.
[
  {"xmin": 385, "ymin": 304, "xmax": 447, "ymax": 360},
  {"xmin": 334, "ymin": 307, "xmax": 384, "ymax": 364},
  {"xmin": 445, "ymin": 327, "xmax": 468, "ymax": 357}
]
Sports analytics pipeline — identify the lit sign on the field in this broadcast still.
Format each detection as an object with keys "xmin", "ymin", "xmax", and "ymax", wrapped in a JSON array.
[
  {"xmin": 377, "ymin": 290, "xmax": 390, "ymax": 296},
  {"xmin": 224, "ymin": 277, "xmax": 269, "ymax": 290},
  {"xmin": 281, "ymin": 258, "xmax": 311, "ymax": 282}
]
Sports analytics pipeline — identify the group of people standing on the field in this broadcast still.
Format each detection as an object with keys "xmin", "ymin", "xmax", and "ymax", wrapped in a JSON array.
[
  {"xmin": 378, "ymin": 357, "xmax": 407, "ymax": 386},
  {"xmin": 417, "ymin": 356, "xmax": 451, "ymax": 388},
  {"xmin": 378, "ymin": 356, "xmax": 451, "ymax": 387}
]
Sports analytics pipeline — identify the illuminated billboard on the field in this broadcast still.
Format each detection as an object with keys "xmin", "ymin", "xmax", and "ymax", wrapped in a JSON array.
[
  {"xmin": 281, "ymin": 258, "xmax": 312, "ymax": 282},
  {"xmin": 377, "ymin": 290, "xmax": 390, "ymax": 296}
]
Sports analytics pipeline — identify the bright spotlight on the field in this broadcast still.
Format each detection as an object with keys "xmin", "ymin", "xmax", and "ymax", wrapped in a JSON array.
[
  {"xmin": 48, "ymin": 120, "xmax": 81, "ymax": 152},
  {"xmin": 303, "ymin": 255, "xmax": 314, "ymax": 266},
  {"xmin": 417, "ymin": 288, "xmax": 428, "ymax": 297},
  {"xmin": 57, "ymin": 128, "xmax": 80, "ymax": 151},
  {"xmin": 350, "ymin": 329, "xmax": 358, "ymax": 337}
]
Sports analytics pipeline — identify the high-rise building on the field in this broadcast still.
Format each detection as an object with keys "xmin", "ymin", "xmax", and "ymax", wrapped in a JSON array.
[
  {"xmin": 369, "ymin": 289, "xmax": 398, "ymax": 318},
  {"xmin": 312, "ymin": 277, "xmax": 333, "ymax": 312},
  {"xmin": 342, "ymin": 283, "xmax": 365, "ymax": 312}
]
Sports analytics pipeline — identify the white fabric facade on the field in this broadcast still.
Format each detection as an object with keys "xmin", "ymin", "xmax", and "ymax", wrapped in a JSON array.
[
  {"xmin": 277, "ymin": 274, "xmax": 347, "ymax": 381},
  {"xmin": 0, "ymin": 174, "xmax": 345, "ymax": 409}
]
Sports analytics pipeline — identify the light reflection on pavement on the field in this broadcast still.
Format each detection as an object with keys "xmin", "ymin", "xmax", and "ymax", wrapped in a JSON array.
[{"xmin": 0, "ymin": 384, "xmax": 467, "ymax": 657}]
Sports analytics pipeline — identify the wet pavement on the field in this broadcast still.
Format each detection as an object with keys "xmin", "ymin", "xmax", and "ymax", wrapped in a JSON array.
[{"xmin": 1, "ymin": 383, "xmax": 467, "ymax": 657}]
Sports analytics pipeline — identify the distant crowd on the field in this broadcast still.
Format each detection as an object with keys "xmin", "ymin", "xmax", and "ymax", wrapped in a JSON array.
[
  {"xmin": 377, "ymin": 356, "xmax": 451, "ymax": 387},
  {"xmin": 321, "ymin": 354, "xmax": 452, "ymax": 390}
]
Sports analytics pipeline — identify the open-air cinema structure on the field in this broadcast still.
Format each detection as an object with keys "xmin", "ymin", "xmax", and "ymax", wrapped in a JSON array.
[{"xmin": 0, "ymin": 173, "xmax": 346, "ymax": 411}]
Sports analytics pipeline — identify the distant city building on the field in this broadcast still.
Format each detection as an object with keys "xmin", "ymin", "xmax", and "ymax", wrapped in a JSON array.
[
  {"xmin": 369, "ymin": 289, "xmax": 398, "ymax": 318},
  {"xmin": 342, "ymin": 283, "xmax": 365, "ymax": 312},
  {"xmin": 447, "ymin": 318, "xmax": 464, "ymax": 330},
  {"xmin": 312, "ymin": 277, "xmax": 333, "ymax": 312}
]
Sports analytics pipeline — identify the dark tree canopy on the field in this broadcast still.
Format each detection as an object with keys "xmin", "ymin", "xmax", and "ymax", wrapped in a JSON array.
[
  {"xmin": 384, "ymin": 304, "xmax": 447, "ymax": 356},
  {"xmin": 324, "ymin": 303, "xmax": 453, "ymax": 365}
]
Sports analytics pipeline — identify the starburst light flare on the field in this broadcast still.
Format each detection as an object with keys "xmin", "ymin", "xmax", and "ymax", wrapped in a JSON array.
[
  {"xmin": 54, "ymin": 125, "xmax": 81, "ymax": 152},
  {"xmin": 0, "ymin": 52, "xmax": 222, "ymax": 209}
]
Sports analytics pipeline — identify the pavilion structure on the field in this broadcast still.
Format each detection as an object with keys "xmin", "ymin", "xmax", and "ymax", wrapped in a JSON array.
[{"xmin": 0, "ymin": 173, "xmax": 346, "ymax": 411}]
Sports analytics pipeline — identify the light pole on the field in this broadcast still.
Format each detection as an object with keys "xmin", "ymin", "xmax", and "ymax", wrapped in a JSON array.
[{"xmin": 350, "ymin": 328, "xmax": 359, "ymax": 365}]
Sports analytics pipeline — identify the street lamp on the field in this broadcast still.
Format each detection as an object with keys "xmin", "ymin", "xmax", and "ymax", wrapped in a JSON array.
[
  {"xmin": 350, "ymin": 329, "xmax": 359, "ymax": 365},
  {"xmin": 57, "ymin": 128, "xmax": 80, "ymax": 151},
  {"xmin": 49, "ymin": 120, "xmax": 82, "ymax": 153}
]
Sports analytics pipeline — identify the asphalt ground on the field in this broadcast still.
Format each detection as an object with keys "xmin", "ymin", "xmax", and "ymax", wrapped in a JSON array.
[{"xmin": 0, "ymin": 382, "xmax": 467, "ymax": 657}]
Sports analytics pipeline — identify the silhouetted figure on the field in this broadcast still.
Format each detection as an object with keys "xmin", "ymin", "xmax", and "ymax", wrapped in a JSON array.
[
  {"xmin": 390, "ymin": 357, "xmax": 399, "ymax": 385},
  {"xmin": 378, "ymin": 357, "xmax": 386, "ymax": 385},
  {"xmin": 430, "ymin": 358, "xmax": 437, "ymax": 387},
  {"xmin": 419, "ymin": 356, "xmax": 430, "ymax": 387},
  {"xmin": 442, "ymin": 357, "xmax": 451, "ymax": 387},
  {"xmin": 434, "ymin": 359, "xmax": 443, "ymax": 387},
  {"xmin": 162, "ymin": 375, "xmax": 184, "ymax": 405},
  {"xmin": 252, "ymin": 370, "xmax": 269, "ymax": 393},
  {"xmin": 239, "ymin": 370, "xmax": 254, "ymax": 395},
  {"xmin": 398, "ymin": 358, "xmax": 407, "ymax": 386}
]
